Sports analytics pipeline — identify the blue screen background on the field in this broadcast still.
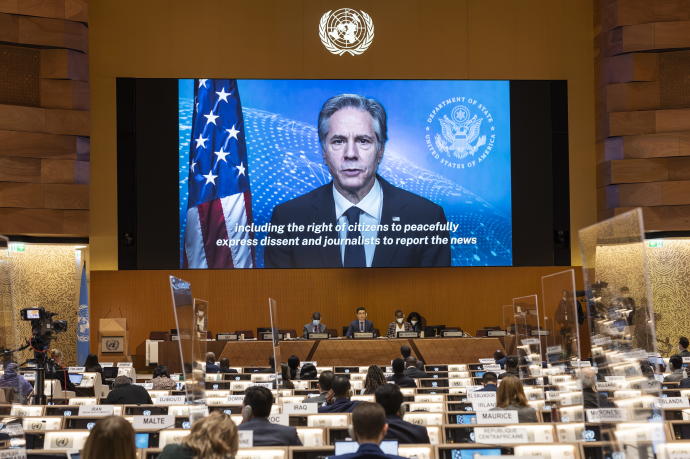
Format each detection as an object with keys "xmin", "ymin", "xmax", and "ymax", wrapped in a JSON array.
[{"xmin": 179, "ymin": 79, "xmax": 512, "ymax": 267}]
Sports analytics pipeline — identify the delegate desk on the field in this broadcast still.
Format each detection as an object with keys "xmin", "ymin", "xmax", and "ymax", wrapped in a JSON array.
[{"xmin": 146, "ymin": 338, "xmax": 509, "ymax": 371}]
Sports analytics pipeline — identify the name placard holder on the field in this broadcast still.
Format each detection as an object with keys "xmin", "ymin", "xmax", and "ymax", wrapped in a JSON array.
[
  {"xmin": 353, "ymin": 332, "xmax": 374, "ymax": 339},
  {"xmin": 487, "ymin": 330, "xmax": 507, "ymax": 337},
  {"xmin": 133, "ymin": 415, "xmax": 174, "ymax": 430},
  {"xmin": 397, "ymin": 331, "xmax": 419, "ymax": 338},
  {"xmin": 217, "ymin": 333, "xmax": 238, "ymax": 341},
  {"xmin": 309, "ymin": 333, "xmax": 329, "ymax": 339},
  {"xmin": 442, "ymin": 331, "xmax": 464, "ymax": 338},
  {"xmin": 476, "ymin": 410, "xmax": 519, "ymax": 424}
]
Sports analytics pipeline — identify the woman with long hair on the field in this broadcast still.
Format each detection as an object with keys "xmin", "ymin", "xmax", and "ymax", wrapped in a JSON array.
[
  {"xmin": 82, "ymin": 416, "xmax": 136, "ymax": 459},
  {"xmin": 362, "ymin": 365, "xmax": 387, "ymax": 395},
  {"xmin": 159, "ymin": 411, "xmax": 238, "ymax": 459},
  {"xmin": 491, "ymin": 375, "xmax": 537, "ymax": 422}
]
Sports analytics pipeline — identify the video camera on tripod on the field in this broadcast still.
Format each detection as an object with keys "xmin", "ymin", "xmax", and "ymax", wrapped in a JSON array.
[{"xmin": 19, "ymin": 307, "xmax": 68, "ymax": 404}]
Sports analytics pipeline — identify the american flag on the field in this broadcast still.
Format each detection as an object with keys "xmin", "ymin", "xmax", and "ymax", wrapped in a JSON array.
[{"xmin": 183, "ymin": 79, "xmax": 255, "ymax": 268}]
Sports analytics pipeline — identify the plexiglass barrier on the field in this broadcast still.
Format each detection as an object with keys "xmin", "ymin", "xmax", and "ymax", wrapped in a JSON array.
[
  {"xmin": 0, "ymin": 417, "xmax": 26, "ymax": 458},
  {"xmin": 512, "ymin": 294, "xmax": 542, "ymax": 379},
  {"xmin": 502, "ymin": 304, "xmax": 514, "ymax": 335},
  {"xmin": 190, "ymin": 298, "xmax": 208, "ymax": 405},
  {"xmin": 169, "ymin": 276, "xmax": 206, "ymax": 404},
  {"xmin": 269, "ymin": 298, "xmax": 282, "ymax": 388},
  {"xmin": 541, "ymin": 269, "xmax": 581, "ymax": 364},
  {"xmin": 578, "ymin": 208, "xmax": 665, "ymax": 454}
]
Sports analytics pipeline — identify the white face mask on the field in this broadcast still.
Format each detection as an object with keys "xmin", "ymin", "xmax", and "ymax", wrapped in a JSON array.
[
  {"xmin": 410, "ymin": 320, "xmax": 418, "ymax": 325},
  {"xmin": 396, "ymin": 318, "xmax": 404, "ymax": 324},
  {"xmin": 313, "ymin": 320, "xmax": 320, "ymax": 325}
]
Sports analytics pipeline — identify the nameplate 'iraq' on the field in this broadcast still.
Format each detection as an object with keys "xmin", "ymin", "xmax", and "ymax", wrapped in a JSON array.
[
  {"xmin": 133, "ymin": 415, "xmax": 174, "ymax": 430},
  {"xmin": 78, "ymin": 405, "xmax": 115, "ymax": 417},
  {"xmin": 474, "ymin": 427, "xmax": 529, "ymax": 444},
  {"xmin": 476, "ymin": 410, "xmax": 519, "ymax": 425},
  {"xmin": 284, "ymin": 403, "xmax": 318, "ymax": 414}
]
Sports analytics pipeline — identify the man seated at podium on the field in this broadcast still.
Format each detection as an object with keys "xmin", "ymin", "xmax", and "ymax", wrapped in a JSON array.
[
  {"xmin": 375, "ymin": 383, "xmax": 430, "ymax": 444},
  {"xmin": 238, "ymin": 386, "xmax": 302, "ymax": 446},
  {"xmin": 318, "ymin": 376, "xmax": 359, "ymax": 413},
  {"xmin": 345, "ymin": 307, "xmax": 376, "ymax": 338},
  {"xmin": 334, "ymin": 402, "xmax": 407, "ymax": 459},
  {"xmin": 205, "ymin": 352, "xmax": 220, "ymax": 374},
  {"xmin": 304, "ymin": 370, "xmax": 334, "ymax": 404},
  {"xmin": 303, "ymin": 312, "xmax": 327, "ymax": 337}
]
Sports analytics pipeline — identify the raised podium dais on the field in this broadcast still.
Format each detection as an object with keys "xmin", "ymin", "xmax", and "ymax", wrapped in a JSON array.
[{"xmin": 98, "ymin": 318, "xmax": 129, "ymax": 362}]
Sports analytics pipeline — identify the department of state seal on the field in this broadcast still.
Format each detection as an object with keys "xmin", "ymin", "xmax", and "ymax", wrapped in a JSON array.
[{"xmin": 425, "ymin": 97, "xmax": 496, "ymax": 169}]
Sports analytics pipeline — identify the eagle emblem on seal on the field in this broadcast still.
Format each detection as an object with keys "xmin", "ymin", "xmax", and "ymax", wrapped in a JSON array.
[{"xmin": 434, "ymin": 105, "xmax": 486, "ymax": 160}]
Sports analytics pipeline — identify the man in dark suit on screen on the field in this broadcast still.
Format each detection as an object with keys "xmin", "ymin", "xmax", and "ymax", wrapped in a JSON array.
[{"xmin": 264, "ymin": 93, "xmax": 451, "ymax": 269}]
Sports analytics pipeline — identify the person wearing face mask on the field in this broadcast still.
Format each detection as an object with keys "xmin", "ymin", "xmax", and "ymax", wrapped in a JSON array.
[
  {"xmin": 386, "ymin": 310, "xmax": 412, "ymax": 338},
  {"xmin": 303, "ymin": 312, "xmax": 327, "ymax": 338},
  {"xmin": 405, "ymin": 312, "xmax": 426, "ymax": 333}
]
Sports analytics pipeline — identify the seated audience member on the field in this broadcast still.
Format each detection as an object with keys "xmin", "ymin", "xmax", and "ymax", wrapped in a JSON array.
[
  {"xmin": 581, "ymin": 367, "xmax": 614, "ymax": 408},
  {"xmin": 159, "ymin": 411, "xmax": 238, "ymax": 459},
  {"xmin": 82, "ymin": 415, "xmax": 136, "ymax": 459},
  {"xmin": 0, "ymin": 362, "xmax": 33, "ymax": 403},
  {"xmin": 303, "ymin": 312, "xmax": 327, "ymax": 337},
  {"xmin": 494, "ymin": 350, "xmax": 507, "ymax": 368},
  {"xmin": 319, "ymin": 375, "xmax": 358, "ymax": 413},
  {"xmin": 150, "ymin": 365, "xmax": 176, "ymax": 390},
  {"xmin": 50, "ymin": 348, "xmax": 65, "ymax": 368},
  {"xmin": 345, "ymin": 307, "xmax": 376, "ymax": 337},
  {"xmin": 238, "ymin": 386, "xmax": 302, "ymax": 446},
  {"xmin": 406, "ymin": 312, "xmax": 426, "ymax": 333},
  {"xmin": 336, "ymin": 402, "xmax": 407, "ymax": 459},
  {"xmin": 104, "ymin": 375, "xmax": 153, "ymax": 405},
  {"xmin": 46, "ymin": 348, "xmax": 76, "ymax": 391},
  {"xmin": 400, "ymin": 345, "xmax": 412, "ymax": 360},
  {"xmin": 363, "ymin": 365, "xmax": 387, "ymax": 395},
  {"xmin": 257, "ymin": 356, "xmax": 276, "ymax": 373},
  {"xmin": 375, "ymin": 383, "xmax": 430, "ymax": 444},
  {"xmin": 491, "ymin": 375, "xmax": 537, "ymax": 422},
  {"xmin": 386, "ymin": 310, "xmax": 412, "ymax": 338},
  {"xmin": 498, "ymin": 356, "xmax": 519, "ymax": 379},
  {"xmin": 299, "ymin": 363, "xmax": 318, "ymax": 380},
  {"xmin": 205, "ymin": 352, "xmax": 220, "ymax": 374},
  {"xmin": 403, "ymin": 357, "xmax": 428, "ymax": 379},
  {"xmin": 304, "ymin": 370, "xmax": 334, "ymax": 404},
  {"xmin": 665, "ymin": 355, "xmax": 685, "ymax": 382},
  {"xmin": 279, "ymin": 363, "xmax": 295, "ymax": 389},
  {"xmin": 84, "ymin": 354, "xmax": 103, "ymax": 374},
  {"xmin": 386, "ymin": 358, "xmax": 416, "ymax": 388},
  {"xmin": 678, "ymin": 336, "xmax": 690, "ymax": 358},
  {"xmin": 287, "ymin": 355, "xmax": 300, "ymax": 380},
  {"xmin": 478, "ymin": 372, "xmax": 498, "ymax": 392},
  {"xmin": 219, "ymin": 357, "xmax": 238, "ymax": 374}
]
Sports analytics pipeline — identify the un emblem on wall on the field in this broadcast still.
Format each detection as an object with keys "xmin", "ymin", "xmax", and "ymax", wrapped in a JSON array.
[
  {"xmin": 319, "ymin": 8, "xmax": 374, "ymax": 56},
  {"xmin": 425, "ymin": 97, "xmax": 497, "ymax": 169}
]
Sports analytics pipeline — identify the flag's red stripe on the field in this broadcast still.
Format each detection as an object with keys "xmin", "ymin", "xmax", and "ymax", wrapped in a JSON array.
[{"xmin": 197, "ymin": 199, "xmax": 234, "ymax": 268}]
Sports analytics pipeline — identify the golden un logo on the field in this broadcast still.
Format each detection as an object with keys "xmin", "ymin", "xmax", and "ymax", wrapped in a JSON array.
[{"xmin": 319, "ymin": 8, "xmax": 374, "ymax": 56}]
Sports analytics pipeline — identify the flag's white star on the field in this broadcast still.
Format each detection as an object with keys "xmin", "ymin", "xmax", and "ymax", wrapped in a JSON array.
[
  {"xmin": 194, "ymin": 135, "xmax": 208, "ymax": 149},
  {"xmin": 226, "ymin": 124, "xmax": 240, "ymax": 140},
  {"xmin": 202, "ymin": 171, "xmax": 218, "ymax": 185},
  {"xmin": 236, "ymin": 162, "xmax": 246, "ymax": 176},
  {"xmin": 198, "ymin": 79, "xmax": 208, "ymax": 88},
  {"xmin": 190, "ymin": 161, "xmax": 197, "ymax": 172},
  {"xmin": 204, "ymin": 110, "xmax": 219, "ymax": 126},
  {"xmin": 214, "ymin": 147, "xmax": 230, "ymax": 163},
  {"xmin": 216, "ymin": 88, "xmax": 231, "ymax": 103}
]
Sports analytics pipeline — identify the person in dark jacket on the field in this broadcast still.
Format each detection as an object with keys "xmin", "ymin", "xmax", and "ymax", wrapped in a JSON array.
[
  {"xmin": 83, "ymin": 354, "xmax": 103, "ymax": 375},
  {"xmin": 678, "ymin": 337, "xmax": 690, "ymax": 358},
  {"xmin": 665, "ymin": 355, "xmax": 685, "ymax": 382},
  {"xmin": 478, "ymin": 372, "xmax": 498, "ymax": 391},
  {"xmin": 403, "ymin": 357, "xmax": 428, "ymax": 379},
  {"xmin": 498, "ymin": 356, "xmax": 520, "ymax": 379},
  {"xmin": 218, "ymin": 357, "xmax": 238, "ymax": 374},
  {"xmin": 304, "ymin": 370, "xmax": 334, "ymax": 404},
  {"xmin": 103, "ymin": 376, "xmax": 153, "ymax": 405},
  {"xmin": 375, "ymin": 383, "xmax": 430, "ymax": 444},
  {"xmin": 386, "ymin": 358, "xmax": 416, "ymax": 388},
  {"xmin": 238, "ymin": 386, "xmax": 302, "ymax": 446},
  {"xmin": 318, "ymin": 376, "xmax": 359, "ymax": 413},
  {"xmin": 205, "ymin": 352, "xmax": 220, "ymax": 374},
  {"xmin": 581, "ymin": 367, "xmax": 614, "ymax": 408},
  {"xmin": 335, "ymin": 402, "xmax": 407, "ymax": 459}
]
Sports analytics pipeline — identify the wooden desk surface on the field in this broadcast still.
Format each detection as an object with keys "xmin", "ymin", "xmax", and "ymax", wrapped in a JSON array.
[{"xmin": 147, "ymin": 337, "xmax": 508, "ymax": 370}]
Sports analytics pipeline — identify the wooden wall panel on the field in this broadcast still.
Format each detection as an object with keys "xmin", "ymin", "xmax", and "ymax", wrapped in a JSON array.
[{"xmin": 90, "ymin": 267, "xmax": 583, "ymax": 355}]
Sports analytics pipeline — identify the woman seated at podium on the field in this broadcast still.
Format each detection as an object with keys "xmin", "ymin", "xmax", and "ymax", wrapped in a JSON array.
[
  {"xmin": 491, "ymin": 375, "xmax": 537, "ymax": 422},
  {"xmin": 150, "ymin": 365, "xmax": 176, "ymax": 390}
]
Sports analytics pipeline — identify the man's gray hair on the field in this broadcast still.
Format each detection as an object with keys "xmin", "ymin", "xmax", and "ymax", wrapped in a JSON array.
[
  {"xmin": 581, "ymin": 367, "xmax": 597, "ymax": 390},
  {"xmin": 317, "ymin": 94, "xmax": 388, "ymax": 149},
  {"xmin": 113, "ymin": 375, "xmax": 132, "ymax": 387}
]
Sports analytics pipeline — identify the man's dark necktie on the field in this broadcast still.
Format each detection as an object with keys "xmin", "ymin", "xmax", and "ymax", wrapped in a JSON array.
[
  {"xmin": 359, "ymin": 321, "xmax": 364, "ymax": 332},
  {"xmin": 344, "ymin": 206, "xmax": 366, "ymax": 268}
]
